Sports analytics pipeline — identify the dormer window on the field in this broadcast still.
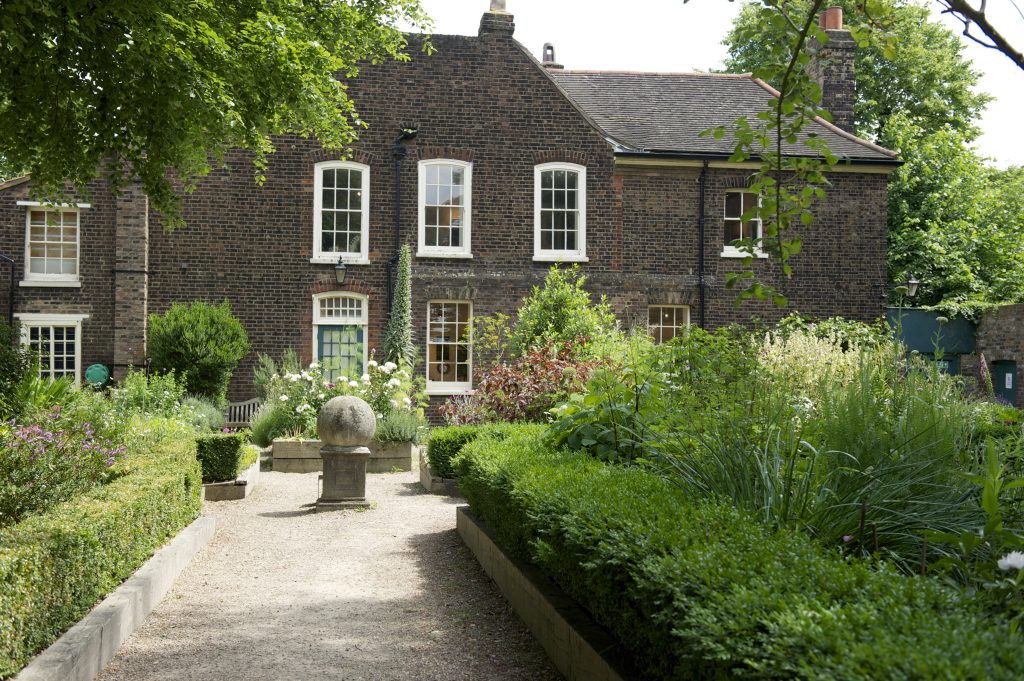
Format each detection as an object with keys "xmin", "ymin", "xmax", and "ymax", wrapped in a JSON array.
[{"xmin": 313, "ymin": 161, "xmax": 370, "ymax": 265}]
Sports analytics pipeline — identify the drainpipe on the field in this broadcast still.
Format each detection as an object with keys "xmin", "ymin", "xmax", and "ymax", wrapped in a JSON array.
[
  {"xmin": 0, "ymin": 254, "xmax": 14, "ymax": 326},
  {"xmin": 388, "ymin": 126, "xmax": 418, "ymax": 314},
  {"xmin": 697, "ymin": 159, "xmax": 708, "ymax": 329}
]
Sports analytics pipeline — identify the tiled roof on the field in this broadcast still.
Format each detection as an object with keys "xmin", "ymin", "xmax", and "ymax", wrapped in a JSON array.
[{"xmin": 548, "ymin": 70, "xmax": 898, "ymax": 163}]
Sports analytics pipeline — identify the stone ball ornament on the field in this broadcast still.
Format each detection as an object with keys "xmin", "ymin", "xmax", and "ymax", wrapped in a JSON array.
[{"xmin": 317, "ymin": 396, "xmax": 377, "ymax": 447}]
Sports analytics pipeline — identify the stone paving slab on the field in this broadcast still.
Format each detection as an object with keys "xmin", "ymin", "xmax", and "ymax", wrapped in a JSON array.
[{"xmin": 95, "ymin": 470, "xmax": 560, "ymax": 681}]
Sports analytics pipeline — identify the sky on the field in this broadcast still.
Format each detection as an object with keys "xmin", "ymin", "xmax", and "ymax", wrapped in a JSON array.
[{"xmin": 409, "ymin": 0, "xmax": 1024, "ymax": 168}]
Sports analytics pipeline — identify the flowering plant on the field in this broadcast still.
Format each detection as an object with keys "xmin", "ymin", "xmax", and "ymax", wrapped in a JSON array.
[
  {"xmin": 261, "ymin": 357, "xmax": 423, "ymax": 440},
  {"xmin": 0, "ymin": 406, "xmax": 127, "ymax": 526}
]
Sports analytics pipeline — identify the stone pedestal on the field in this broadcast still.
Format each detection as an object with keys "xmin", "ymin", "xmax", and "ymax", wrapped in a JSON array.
[
  {"xmin": 318, "ymin": 445, "xmax": 371, "ymax": 510},
  {"xmin": 315, "ymin": 396, "xmax": 376, "ymax": 513}
]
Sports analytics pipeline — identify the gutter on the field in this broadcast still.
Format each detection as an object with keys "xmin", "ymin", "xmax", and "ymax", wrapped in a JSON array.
[{"xmin": 614, "ymin": 150, "xmax": 902, "ymax": 166}]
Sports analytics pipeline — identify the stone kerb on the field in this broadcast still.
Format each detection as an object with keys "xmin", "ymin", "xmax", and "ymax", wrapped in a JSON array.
[{"xmin": 315, "ymin": 396, "xmax": 375, "ymax": 512}]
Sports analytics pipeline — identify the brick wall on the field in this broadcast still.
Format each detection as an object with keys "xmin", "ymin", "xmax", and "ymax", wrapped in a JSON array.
[
  {"xmin": 0, "ymin": 12, "xmax": 889, "ymax": 418},
  {"xmin": 0, "ymin": 178, "xmax": 119, "ymax": 372},
  {"xmin": 975, "ymin": 304, "xmax": 1024, "ymax": 405}
]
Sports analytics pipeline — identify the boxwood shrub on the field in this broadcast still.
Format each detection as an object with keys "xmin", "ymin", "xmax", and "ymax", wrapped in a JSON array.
[
  {"xmin": 454, "ymin": 427, "xmax": 1024, "ymax": 680},
  {"xmin": 0, "ymin": 419, "xmax": 202, "ymax": 678},
  {"xmin": 427, "ymin": 425, "xmax": 482, "ymax": 478},
  {"xmin": 196, "ymin": 432, "xmax": 247, "ymax": 483}
]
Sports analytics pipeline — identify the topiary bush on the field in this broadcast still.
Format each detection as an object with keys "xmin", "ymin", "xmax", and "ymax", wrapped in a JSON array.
[
  {"xmin": 195, "ymin": 432, "xmax": 247, "ymax": 483},
  {"xmin": 455, "ymin": 428, "xmax": 1024, "ymax": 681},
  {"xmin": 148, "ymin": 301, "xmax": 250, "ymax": 403}
]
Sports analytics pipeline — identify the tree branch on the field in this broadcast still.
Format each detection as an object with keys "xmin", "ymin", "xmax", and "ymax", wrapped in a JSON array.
[{"xmin": 938, "ymin": 0, "xmax": 1024, "ymax": 70}]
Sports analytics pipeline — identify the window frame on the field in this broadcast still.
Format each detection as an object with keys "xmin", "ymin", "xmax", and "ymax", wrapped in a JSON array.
[
  {"xmin": 312, "ymin": 161, "xmax": 371, "ymax": 265},
  {"xmin": 721, "ymin": 189, "xmax": 767, "ymax": 259},
  {"xmin": 417, "ymin": 159, "xmax": 473, "ymax": 259},
  {"xmin": 311, "ymin": 292, "xmax": 369, "ymax": 379},
  {"xmin": 425, "ymin": 300, "xmax": 473, "ymax": 395},
  {"xmin": 21, "ymin": 204, "xmax": 84, "ymax": 287},
  {"xmin": 648, "ymin": 305, "xmax": 690, "ymax": 344},
  {"xmin": 14, "ymin": 312, "xmax": 89, "ymax": 383},
  {"xmin": 534, "ymin": 162, "xmax": 587, "ymax": 262}
]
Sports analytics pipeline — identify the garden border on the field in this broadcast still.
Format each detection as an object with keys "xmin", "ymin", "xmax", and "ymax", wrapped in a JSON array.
[
  {"xmin": 456, "ymin": 506, "xmax": 635, "ymax": 681},
  {"xmin": 15, "ymin": 515, "xmax": 217, "ymax": 681}
]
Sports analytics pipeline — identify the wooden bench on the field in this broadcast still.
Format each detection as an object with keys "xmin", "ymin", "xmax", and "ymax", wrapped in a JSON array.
[{"xmin": 225, "ymin": 397, "xmax": 262, "ymax": 428}]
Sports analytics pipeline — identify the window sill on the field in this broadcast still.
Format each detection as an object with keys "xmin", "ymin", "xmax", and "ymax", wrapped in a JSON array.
[
  {"xmin": 20, "ymin": 279, "xmax": 82, "ymax": 288},
  {"xmin": 425, "ymin": 387, "xmax": 475, "ymax": 396},
  {"xmin": 720, "ymin": 248, "xmax": 768, "ymax": 259},
  {"xmin": 533, "ymin": 253, "xmax": 589, "ymax": 263},
  {"xmin": 309, "ymin": 257, "xmax": 370, "ymax": 266},
  {"xmin": 416, "ymin": 251, "xmax": 474, "ymax": 260}
]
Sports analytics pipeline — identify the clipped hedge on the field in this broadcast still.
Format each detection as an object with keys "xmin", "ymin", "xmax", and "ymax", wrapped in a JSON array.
[
  {"xmin": 455, "ymin": 427, "xmax": 1024, "ymax": 680},
  {"xmin": 196, "ymin": 432, "xmax": 247, "ymax": 483},
  {"xmin": 0, "ymin": 419, "xmax": 202, "ymax": 678},
  {"xmin": 427, "ymin": 425, "xmax": 483, "ymax": 478}
]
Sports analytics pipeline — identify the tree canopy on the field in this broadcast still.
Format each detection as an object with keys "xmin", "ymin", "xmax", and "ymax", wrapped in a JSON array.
[
  {"xmin": 723, "ymin": 0, "xmax": 990, "ymax": 142},
  {"xmin": 0, "ymin": 0, "xmax": 430, "ymax": 222},
  {"xmin": 722, "ymin": 0, "xmax": 1024, "ymax": 317}
]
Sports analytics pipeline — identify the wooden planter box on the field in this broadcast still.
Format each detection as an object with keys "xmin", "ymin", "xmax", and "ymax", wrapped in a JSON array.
[{"xmin": 272, "ymin": 439, "xmax": 418, "ymax": 473}]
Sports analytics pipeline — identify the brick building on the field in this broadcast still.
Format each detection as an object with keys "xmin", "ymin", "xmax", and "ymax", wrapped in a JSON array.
[{"xmin": 0, "ymin": 3, "xmax": 898, "ymax": 408}]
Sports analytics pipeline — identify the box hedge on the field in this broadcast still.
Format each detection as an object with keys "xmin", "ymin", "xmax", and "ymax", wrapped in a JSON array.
[
  {"xmin": 427, "ymin": 424, "xmax": 517, "ymax": 479},
  {"xmin": 0, "ymin": 419, "xmax": 202, "ymax": 678},
  {"xmin": 454, "ymin": 426, "xmax": 1024, "ymax": 680},
  {"xmin": 196, "ymin": 432, "xmax": 247, "ymax": 483}
]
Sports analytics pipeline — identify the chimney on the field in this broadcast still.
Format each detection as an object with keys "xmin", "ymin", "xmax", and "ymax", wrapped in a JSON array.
[
  {"xmin": 541, "ymin": 43, "xmax": 563, "ymax": 69},
  {"xmin": 479, "ymin": 0, "xmax": 515, "ymax": 38},
  {"xmin": 810, "ymin": 7, "xmax": 856, "ymax": 133}
]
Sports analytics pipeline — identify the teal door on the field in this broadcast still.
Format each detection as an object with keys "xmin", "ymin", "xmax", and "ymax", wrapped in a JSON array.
[
  {"xmin": 318, "ymin": 325, "xmax": 364, "ymax": 382},
  {"xmin": 993, "ymin": 360, "xmax": 1017, "ymax": 406}
]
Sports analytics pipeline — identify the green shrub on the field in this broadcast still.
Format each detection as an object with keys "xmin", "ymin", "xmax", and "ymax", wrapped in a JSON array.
[
  {"xmin": 237, "ymin": 444, "xmax": 259, "ymax": 475},
  {"xmin": 252, "ymin": 348, "xmax": 300, "ymax": 400},
  {"xmin": 249, "ymin": 401, "xmax": 295, "ymax": 447},
  {"xmin": 148, "ymin": 301, "xmax": 250, "ymax": 402},
  {"xmin": 509, "ymin": 265, "xmax": 617, "ymax": 356},
  {"xmin": 195, "ymin": 432, "xmax": 246, "ymax": 483},
  {"xmin": 375, "ymin": 408, "xmax": 425, "ymax": 444},
  {"xmin": 455, "ymin": 430, "xmax": 1024, "ymax": 680},
  {"xmin": 0, "ymin": 319, "xmax": 31, "ymax": 419},
  {"xmin": 0, "ymin": 418, "xmax": 201, "ymax": 678},
  {"xmin": 428, "ymin": 425, "xmax": 483, "ymax": 478},
  {"xmin": 111, "ymin": 369, "xmax": 187, "ymax": 417},
  {"xmin": 179, "ymin": 396, "xmax": 225, "ymax": 431}
]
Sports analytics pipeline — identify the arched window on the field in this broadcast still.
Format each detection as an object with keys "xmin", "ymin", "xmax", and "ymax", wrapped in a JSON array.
[{"xmin": 312, "ymin": 293, "xmax": 368, "ymax": 381}]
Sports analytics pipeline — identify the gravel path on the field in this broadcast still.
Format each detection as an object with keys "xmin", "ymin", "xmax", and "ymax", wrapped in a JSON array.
[{"xmin": 97, "ymin": 470, "xmax": 560, "ymax": 681}]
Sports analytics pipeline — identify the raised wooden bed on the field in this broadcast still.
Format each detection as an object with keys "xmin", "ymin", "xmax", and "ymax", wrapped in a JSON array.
[{"xmin": 272, "ymin": 439, "xmax": 418, "ymax": 473}]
